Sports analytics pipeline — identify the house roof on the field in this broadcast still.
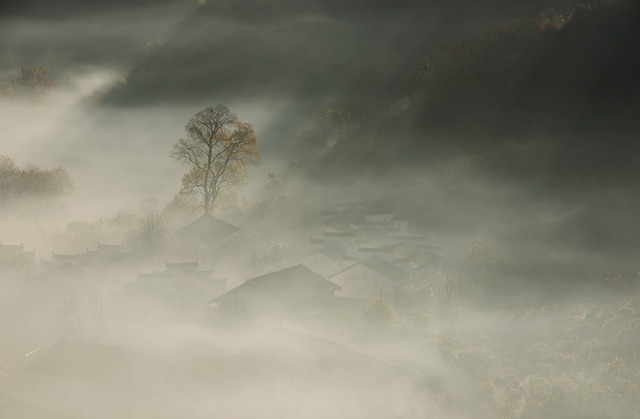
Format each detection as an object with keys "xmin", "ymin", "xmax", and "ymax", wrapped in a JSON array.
[
  {"xmin": 0, "ymin": 243, "xmax": 24, "ymax": 251},
  {"xmin": 357, "ymin": 242, "xmax": 391, "ymax": 252},
  {"xmin": 48, "ymin": 245, "xmax": 134, "ymax": 267},
  {"xmin": 0, "ymin": 398, "xmax": 74, "ymax": 419},
  {"xmin": 25, "ymin": 339, "xmax": 164, "ymax": 382},
  {"xmin": 391, "ymin": 241, "xmax": 421, "ymax": 260},
  {"xmin": 175, "ymin": 214, "xmax": 240, "ymax": 246},
  {"xmin": 354, "ymin": 225, "xmax": 392, "ymax": 242},
  {"xmin": 361, "ymin": 256, "xmax": 409, "ymax": 282},
  {"xmin": 137, "ymin": 264, "xmax": 213, "ymax": 283},
  {"xmin": 95, "ymin": 242, "xmax": 125, "ymax": 251},
  {"xmin": 212, "ymin": 264, "xmax": 340, "ymax": 307},
  {"xmin": 332, "ymin": 255, "xmax": 408, "ymax": 282},
  {"xmin": 322, "ymin": 226, "xmax": 355, "ymax": 236},
  {"xmin": 51, "ymin": 253, "xmax": 82, "ymax": 261},
  {"xmin": 392, "ymin": 231, "xmax": 426, "ymax": 241}
]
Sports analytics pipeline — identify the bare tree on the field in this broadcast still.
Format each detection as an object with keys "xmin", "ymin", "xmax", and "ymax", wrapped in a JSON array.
[
  {"xmin": 171, "ymin": 105, "xmax": 261, "ymax": 215},
  {"xmin": 127, "ymin": 210, "xmax": 165, "ymax": 258}
]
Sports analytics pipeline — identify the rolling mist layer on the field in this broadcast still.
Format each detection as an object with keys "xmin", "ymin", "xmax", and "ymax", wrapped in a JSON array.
[{"xmin": 1, "ymin": 1, "xmax": 640, "ymax": 418}]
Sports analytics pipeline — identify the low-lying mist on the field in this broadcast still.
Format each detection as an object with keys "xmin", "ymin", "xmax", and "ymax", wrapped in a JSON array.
[{"xmin": 2, "ymin": 1, "xmax": 640, "ymax": 418}]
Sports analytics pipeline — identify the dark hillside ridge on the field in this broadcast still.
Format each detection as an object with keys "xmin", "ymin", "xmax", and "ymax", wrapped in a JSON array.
[{"xmin": 101, "ymin": 0, "xmax": 569, "ymax": 106}]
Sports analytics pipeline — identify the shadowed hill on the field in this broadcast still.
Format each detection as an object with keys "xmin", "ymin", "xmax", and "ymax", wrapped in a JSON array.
[{"xmin": 101, "ymin": 0, "xmax": 568, "ymax": 106}]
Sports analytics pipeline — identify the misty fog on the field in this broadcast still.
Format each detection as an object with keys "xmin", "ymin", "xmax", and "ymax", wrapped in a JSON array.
[{"xmin": 1, "ymin": 0, "xmax": 640, "ymax": 418}]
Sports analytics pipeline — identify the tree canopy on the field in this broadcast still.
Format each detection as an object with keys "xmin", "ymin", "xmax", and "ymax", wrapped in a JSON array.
[
  {"xmin": 171, "ymin": 105, "xmax": 260, "ymax": 215},
  {"xmin": 7, "ymin": 65, "xmax": 58, "ymax": 102},
  {"xmin": 0, "ymin": 155, "xmax": 73, "ymax": 214}
]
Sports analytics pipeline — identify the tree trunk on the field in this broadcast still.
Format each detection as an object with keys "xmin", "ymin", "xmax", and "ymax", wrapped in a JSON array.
[{"xmin": 204, "ymin": 198, "xmax": 212, "ymax": 215}]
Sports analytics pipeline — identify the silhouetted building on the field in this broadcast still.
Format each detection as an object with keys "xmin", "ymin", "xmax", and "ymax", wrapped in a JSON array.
[
  {"xmin": 329, "ymin": 255, "xmax": 410, "ymax": 305},
  {"xmin": 211, "ymin": 265, "xmax": 340, "ymax": 323}
]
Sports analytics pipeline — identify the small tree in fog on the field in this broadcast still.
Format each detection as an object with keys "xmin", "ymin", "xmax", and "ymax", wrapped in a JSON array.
[
  {"xmin": 0, "ymin": 155, "xmax": 73, "ymax": 217},
  {"xmin": 10, "ymin": 65, "xmax": 57, "ymax": 102},
  {"xmin": 251, "ymin": 172, "xmax": 283, "ymax": 220},
  {"xmin": 128, "ymin": 211, "xmax": 165, "ymax": 258},
  {"xmin": 171, "ymin": 105, "xmax": 261, "ymax": 215}
]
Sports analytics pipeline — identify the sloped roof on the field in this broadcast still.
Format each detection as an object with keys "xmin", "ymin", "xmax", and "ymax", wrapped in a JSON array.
[
  {"xmin": 0, "ymin": 398, "xmax": 74, "ymax": 419},
  {"xmin": 330, "ymin": 206, "xmax": 366, "ymax": 224},
  {"xmin": 0, "ymin": 243, "xmax": 24, "ymax": 251},
  {"xmin": 357, "ymin": 242, "xmax": 391, "ymax": 252},
  {"xmin": 212, "ymin": 265, "xmax": 340, "ymax": 307},
  {"xmin": 331, "ymin": 255, "xmax": 406, "ymax": 283},
  {"xmin": 322, "ymin": 225, "xmax": 355, "ymax": 236},
  {"xmin": 364, "ymin": 213, "xmax": 394, "ymax": 222},
  {"xmin": 25, "ymin": 339, "xmax": 164, "ymax": 382},
  {"xmin": 354, "ymin": 225, "xmax": 392, "ymax": 242},
  {"xmin": 51, "ymin": 253, "xmax": 82, "ymax": 262},
  {"xmin": 322, "ymin": 206, "xmax": 367, "ymax": 232},
  {"xmin": 392, "ymin": 231, "xmax": 426, "ymax": 241},
  {"xmin": 175, "ymin": 214, "xmax": 240, "ymax": 246},
  {"xmin": 96, "ymin": 242, "xmax": 124, "ymax": 250},
  {"xmin": 137, "ymin": 264, "xmax": 213, "ymax": 284},
  {"xmin": 391, "ymin": 241, "xmax": 423, "ymax": 261},
  {"xmin": 361, "ymin": 256, "xmax": 409, "ymax": 282}
]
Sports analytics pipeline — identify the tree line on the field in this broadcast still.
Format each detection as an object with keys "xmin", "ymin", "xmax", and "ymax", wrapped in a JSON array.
[
  {"xmin": 292, "ymin": 0, "xmax": 640, "ymax": 173},
  {"xmin": 0, "ymin": 155, "xmax": 73, "ymax": 212},
  {"xmin": 1, "ymin": 65, "xmax": 58, "ymax": 102}
]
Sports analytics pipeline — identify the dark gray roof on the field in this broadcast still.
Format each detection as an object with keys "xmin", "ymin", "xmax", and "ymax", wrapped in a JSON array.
[
  {"xmin": 355, "ymin": 255, "xmax": 409, "ymax": 282},
  {"xmin": 322, "ymin": 206, "xmax": 367, "ymax": 233},
  {"xmin": 354, "ymin": 225, "xmax": 392, "ymax": 242},
  {"xmin": 175, "ymin": 214, "xmax": 240, "ymax": 246},
  {"xmin": 212, "ymin": 265, "xmax": 340, "ymax": 306},
  {"xmin": 96, "ymin": 242, "xmax": 124, "ymax": 250},
  {"xmin": 324, "ymin": 206, "xmax": 366, "ymax": 225},
  {"xmin": 392, "ymin": 231, "xmax": 426, "ymax": 241},
  {"xmin": 322, "ymin": 226, "xmax": 355, "ymax": 236},
  {"xmin": 51, "ymin": 253, "xmax": 82, "ymax": 261},
  {"xmin": 137, "ymin": 264, "xmax": 214, "ymax": 285},
  {"xmin": 0, "ymin": 243, "xmax": 24, "ymax": 251}
]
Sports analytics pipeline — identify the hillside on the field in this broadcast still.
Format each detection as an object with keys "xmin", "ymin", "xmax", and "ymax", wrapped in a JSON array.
[{"xmin": 102, "ymin": 0, "xmax": 568, "ymax": 106}]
